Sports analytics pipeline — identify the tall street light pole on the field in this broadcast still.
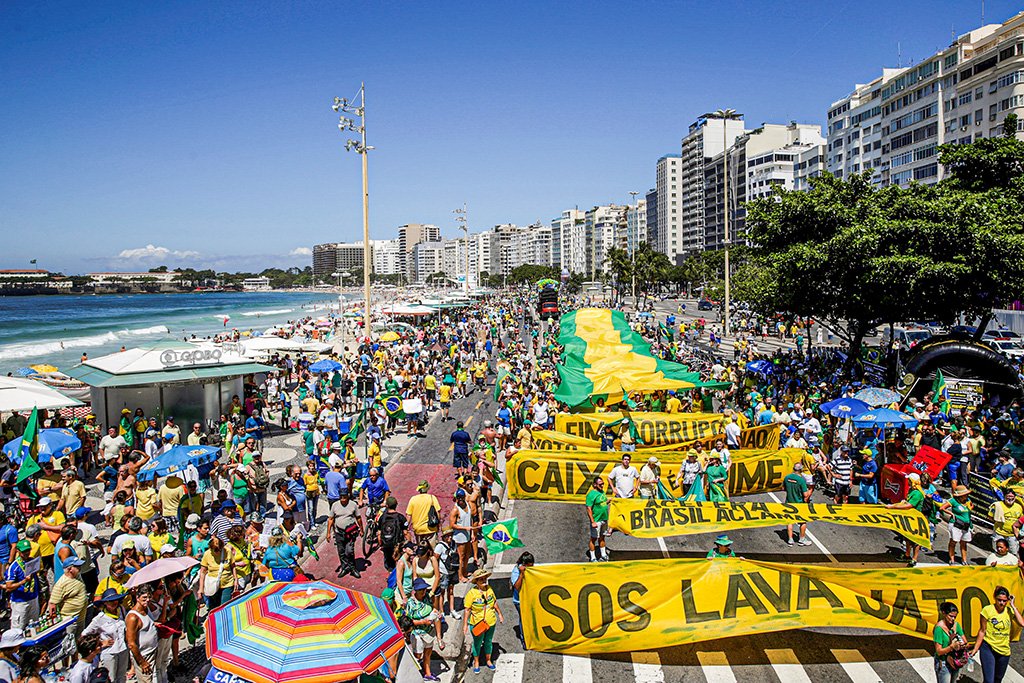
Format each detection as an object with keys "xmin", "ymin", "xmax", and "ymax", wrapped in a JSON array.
[
  {"xmin": 334, "ymin": 84, "xmax": 374, "ymax": 339},
  {"xmin": 454, "ymin": 204, "xmax": 469, "ymax": 293},
  {"xmin": 704, "ymin": 109, "xmax": 743, "ymax": 335},
  {"xmin": 629, "ymin": 190, "xmax": 639, "ymax": 306}
]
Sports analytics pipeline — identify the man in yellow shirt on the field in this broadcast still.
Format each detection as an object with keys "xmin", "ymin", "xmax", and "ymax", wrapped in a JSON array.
[
  {"xmin": 59, "ymin": 469, "xmax": 87, "ymax": 516},
  {"xmin": 423, "ymin": 373, "xmax": 437, "ymax": 412},
  {"xmin": 405, "ymin": 482, "xmax": 440, "ymax": 543},
  {"xmin": 438, "ymin": 383, "xmax": 453, "ymax": 422},
  {"xmin": 27, "ymin": 497, "xmax": 64, "ymax": 572},
  {"xmin": 517, "ymin": 421, "xmax": 534, "ymax": 450},
  {"xmin": 665, "ymin": 392, "xmax": 683, "ymax": 414}
]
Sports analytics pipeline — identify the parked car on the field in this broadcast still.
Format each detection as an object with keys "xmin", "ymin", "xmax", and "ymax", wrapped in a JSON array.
[
  {"xmin": 990, "ymin": 339, "xmax": 1024, "ymax": 360},
  {"xmin": 697, "ymin": 299, "xmax": 716, "ymax": 311},
  {"xmin": 984, "ymin": 329, "xmax": 1022, "ymax": 340},
  {"xmin": 889, "ymin": 327, "xmax": 932, "ymax": 351}
]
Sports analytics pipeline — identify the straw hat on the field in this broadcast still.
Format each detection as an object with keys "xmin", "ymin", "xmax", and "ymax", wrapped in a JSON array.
[{"xmin": 952, "ymin": 485, "xmax": 971, "ymax": 497}]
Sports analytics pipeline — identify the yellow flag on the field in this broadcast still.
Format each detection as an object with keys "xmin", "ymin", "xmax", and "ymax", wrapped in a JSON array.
[{"xmin": 521, "ymin": 558, "xmax": 1022, "ymax": 654}]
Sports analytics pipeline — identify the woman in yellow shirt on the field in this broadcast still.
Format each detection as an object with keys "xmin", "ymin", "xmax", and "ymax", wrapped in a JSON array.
[
  {"xmin": 303, "ymin": 460, "xmax": 320, "ymax": 525},
  {"xmin": 972, "ymin": 585, "xmax": 1024, "ymax": 681},
  {"xmin": 135, "ymin": 477, "xmax": 159, "ymax": 521},
  {"xmin": 462, "ymin": 568, "xmax": 503, "ymax": 674},
  {"xmin": 198, "ymin": 537, "xmax": 239, "ymax": 610},
  {"xmin": 147, "ymin": 518, "xmax": 171, "ymax": 553}
]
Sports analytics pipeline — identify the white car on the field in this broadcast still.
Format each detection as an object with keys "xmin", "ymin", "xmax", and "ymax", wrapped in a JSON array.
[{"xmin": 991, "ymin": 339, "xmax": 1024, "ymax": 359}]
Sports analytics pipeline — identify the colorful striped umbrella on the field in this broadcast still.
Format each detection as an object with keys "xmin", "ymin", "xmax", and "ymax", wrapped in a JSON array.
[{"xmin": 206, "ymin": 581, "xmax": 404, "ymax": 683}]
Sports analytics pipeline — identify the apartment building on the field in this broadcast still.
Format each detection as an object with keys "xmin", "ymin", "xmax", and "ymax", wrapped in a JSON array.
[
  {"xmin": 412, "ymin": 241, "xmax": 444, "ymax": 283},
  {"xmin": 585, "ymin": 205, "xmax": 627, "ymax": 278},
  {"xmin": 679, "ymin": 116, "xmax": 747, "ymax": 258},
  {"xmin": 655, "ymin": 155, "xmax": 682, "ymax": 264},
  {"xmin": 626, "ymin": 198, "xmax": 648, "ymax": 256},
  {"xmin": 553, "ymin": 209, "xmax": 587, "ymax": 275},
  {"xmin": 644, "ymin": 189, "xmax": 658, "ymax": 246},
  {"xmin": 397, "ymin": 223, "xmax": 441, "ymax": 280}
]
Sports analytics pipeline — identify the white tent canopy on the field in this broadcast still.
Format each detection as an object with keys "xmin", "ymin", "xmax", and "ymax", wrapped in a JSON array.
[
  {"xmin": 0, "ymin": 377, "xmax": 84, "ymax": 413},
  {"xmin": 380, "ymin": 304, "xmax": 435, "ymax": 317},
  {"xmin": 240, "ymin": 336, "xmax": 305, "ymax": 355}
]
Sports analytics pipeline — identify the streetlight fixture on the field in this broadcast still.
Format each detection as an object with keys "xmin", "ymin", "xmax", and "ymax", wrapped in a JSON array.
[
  {"xmin": 333, "ymin": 84, "xmax": 374, "ymax": 339},
  {"xmin": 453, "ymin": 204, "xmax": 469, "ymax": 294},
  {"xmin": 628, "ymin": 190, "xmax": 639, "ymax": 306},
  {"xmin": 703, "ymin": 109, "xmax": 743, "ymax": 335}
]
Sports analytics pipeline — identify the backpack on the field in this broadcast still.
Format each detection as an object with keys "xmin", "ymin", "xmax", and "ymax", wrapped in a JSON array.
[
  {"xmin": 920, "ymin": 494, "xmax": 935, "ymax": 519},
  {"xmin": 252, "ymin": 465, "xmax": 270, "ymax": 490},
  {"xmin": 380, "ymin": 512, "xmax": 403, "ymax": 546},
  {"xmin": 438, "ymin": 540, "xmax": 459, "ymax": 575},
  {"xmin": 427, "ymin": 504, "xmax": 440, "ymax": 530}
]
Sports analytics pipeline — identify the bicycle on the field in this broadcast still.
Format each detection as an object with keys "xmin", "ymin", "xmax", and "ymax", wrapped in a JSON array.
[{"xmin": 361, "ymin": 502, "xmax": 383, "ymax": 558}]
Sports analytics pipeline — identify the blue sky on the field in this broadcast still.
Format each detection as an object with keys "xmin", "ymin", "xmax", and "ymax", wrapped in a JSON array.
[{"xmin": 1, "ymin": 1, "xmax": 1019, "ymax": 274}]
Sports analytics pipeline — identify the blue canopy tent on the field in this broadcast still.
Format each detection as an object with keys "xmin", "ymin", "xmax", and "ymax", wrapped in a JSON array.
[
  {"xmin": 819, "ymin": 397, "xmax": 870, "ymax": 418},
  {"xmin": 3, "ymin": 428, "xmax": 81, "ymax": 464},
  {"xmin": 308, "ymin": 359, "xmax": 343, "ymax": 374},
  {"xmin": 136, "ymin": 445, "xmax": 221, "ymax": 480},
  {"xmin": 853, "ymin": 408, "xmax": 919, "ymax": 430}
]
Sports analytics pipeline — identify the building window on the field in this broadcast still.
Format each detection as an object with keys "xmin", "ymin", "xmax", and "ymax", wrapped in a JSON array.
[{"xmin": 913, "ymin": 163, "xmax": 938, "ymax": 180}]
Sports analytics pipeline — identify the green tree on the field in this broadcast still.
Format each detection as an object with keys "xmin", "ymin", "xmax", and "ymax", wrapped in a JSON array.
[{"xmin": 507, "ymin": 264, "xmax": 559, "ymax": 285}]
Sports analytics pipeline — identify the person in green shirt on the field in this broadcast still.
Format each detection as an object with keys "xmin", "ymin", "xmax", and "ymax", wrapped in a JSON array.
[
  {"xmin": 783, "ymin": 463, "xmax": 812, "ymax": 546},
  {"xmin": 705, "ymin": 456, "xmax": 729, "ymax": 503},
  {"xmin": 584, "ymin": 478, "xmax": 609, "ymax": 563},
  {"xmin": 885, "ymin": 472, "xmax": 929, "ymax": 567},
  {"xmin": 706, "ymin": 535, "xmax": 736, "ymax": 559},
  {"xmin": 940, "ymin": 485, "xmax": 973, "ymax": 567},
  {"xmin": 972, "ymin": 586, "xmax": 1024, "ymax": 681},
  {"xmin": 932, "ymin": 601, "xmax": 968, "ymax": 682}
]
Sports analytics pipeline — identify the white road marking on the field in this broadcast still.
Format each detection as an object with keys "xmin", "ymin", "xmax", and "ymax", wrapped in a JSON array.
[
  {"xmin": 831, "ymin": 649, "xmax": 882, "ymax": 683},
  {"xmin": 767, "ymin": 491, "xmax": 838, "ymax": 563},
  {"xmin": 697, "ymin": 651, "xmax": 737, "ymax": 683},
  {"xmin": 563, "ymin": 654, "xmax": 592, "ymax": 683},
  {"xmin": 657, "ymin": 536, "xmax": 670, "ymax": 558},
  {"xmin": 897, "ymin": 649, "xmax": 936, "ymax": 681},
  {"xmin": 1002, "ymin": 664, "xmax": 1024, "ymax": 683},
  {"xmin": 765, "ymin": 648, "xmax": 812, "ymax": 683},
  {"xmin": 631, "ymin": 651, "xmax": 665, "ymax": 683},
  {"xmin": 491, "ymin": 652, "xmax": 524, "ymax": 683}
]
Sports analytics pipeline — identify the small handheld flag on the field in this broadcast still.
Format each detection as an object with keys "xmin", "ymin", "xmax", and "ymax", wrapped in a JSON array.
[
  {"xmin": 16, "ymin": 407, "xmax": 41, "ymax": 485},
  {"xmin": 381, "ymin": 394, "xmax": 405, "ymax": 420},
  {"xmin": 481, "ymin": 517, "xmax": 524, "ymax": 555},
  {"xmin": 932, "ymin": 369, "xmax": 951, "ymax": 415}
]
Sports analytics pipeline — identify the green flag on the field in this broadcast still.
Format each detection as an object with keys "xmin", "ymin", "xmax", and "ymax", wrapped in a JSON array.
[
  {"xmin": 16, "ymin": 407, "xmax": 41, "ymax": 485},
  {"xmin": 480, "ymin": 517, "xmax": 524, "ymax": 555},
  {"xmin": 932, "ymin": 369, "xmax": 951, "ymax": 414},
  {"xmin": 489, "ymin": 465, "xmax": 504, "ymax": 489}
]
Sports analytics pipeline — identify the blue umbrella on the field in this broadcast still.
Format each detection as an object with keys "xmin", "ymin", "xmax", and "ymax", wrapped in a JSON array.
[
  {"xmin": 13, "ymin": 368, "xmax": 38, "ymax": 377},
  {"xmin": 853, "ymin": 408, "xmax": 918, "ymax": 430},
  {"xmin": 137, "ymin": 445, "xmax": 221, "ymax": 480},
  {"xmin": 745, "ymin": 360, "xmax": 774, "ymax": 375},
  {"xmin": 308, "ymin": 359, "xmax": 342, "ymax": 374},
  {"xmin": 3, "ymin": 428, "xmax": 81, "ymax": 464},
  {"xmin": 853, "ymin": 387, "xmax": 902, "ymax": 407},
  {"xmin": 819, "ymin": 397, "xmax": 871, "ymax": 418}
]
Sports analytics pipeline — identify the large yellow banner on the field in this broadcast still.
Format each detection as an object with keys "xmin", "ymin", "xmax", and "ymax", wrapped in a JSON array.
[
  {"xmin": 607, "ymin": 499, "xmax": 931, "ymax": 547},
  {"xmin": 554, "ymin": 412, "xmax": 746, "ymax": 445},
  {"xmin": 531, "ymin": 423, "xmax": 779, "ymax": 452},
  {"xmin": 521, "ymin": 558, "xmax": 1022, "ymax": 653},
  {"xmin": 507, "ymin": 448, "xmax": 808, "ymax": 501}
]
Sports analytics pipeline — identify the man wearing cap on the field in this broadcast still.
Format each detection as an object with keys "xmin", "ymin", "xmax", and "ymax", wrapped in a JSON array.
[
  {"xmin": 783, "ymin": 463, "xmax": 813, "ymax": 546},
  {"xmin": 638, "ymin": 457, "xmax": 660, "ymax": 499},
  {"xmin": 854, "ymin": 450, "xmax": 879, "ymax": 505},
  {"xmin": 244, "ymin": 410, "xmax": 266, "ymax": 451},
  {"xmin": 407, "ymin": 577, "xmax": 444, "ymax": 680},
  {"xmin": 407, "ymin": 481, "xmax": 441, "ymax": 543},
  {"xmin": 707, "ymin": 535, "xmax": 736, "ymax": 559},
  {"xmin": 4, "ymin": 539, "xmax": 39, "ymax": 631},
  {"xmin": 48, "ymin": 555, "xmax": 88, "ymax": 636},
  {"xmin": 450, "ymin": 423, "xmax": 473, "ymax": 477},
  {"xmin": 27, "ymin": 496, "xmax": 64, "ymax": 573},
  {"xmin": 84, "ymin": 587, "xmax": 130, "ymax": 683},
  {"xmin": 327, "ymin": 488, "xmax": 362, "ymax": 578},
  {"xmin": 35, "ymin": 460, "xmax": 63, "ymax": 500}
]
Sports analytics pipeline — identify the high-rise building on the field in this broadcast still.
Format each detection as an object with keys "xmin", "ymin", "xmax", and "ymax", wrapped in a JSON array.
[
  {"xmin": 626, "ymin": 198, "xmax": 648, "ymax": 256},
  {"xmin": 680, "ymin": 115, "xmax": 747, "ymax": 257},
  {"xmin": 312, "ymin": 241, "xmax": 375, "ymax": 281},
  {"xmin": 794, "ymin": 145, "xmax": 827, "ymax": 192},
  {"xmin": 372, "ymin": 239, "xmax": 401, "ymax": 276},
  {"xmin": 655, "ymin": 155, "xmax": 682, "ymax": 263},
  {"xmin": 553, "ymin": 209, "xmax": 587, "ymax": 275},
  {"xmin": 412, "ymin": 241, "xmax": 444, "ymax": 283},
  {"xmin": 827, "ymin": 13, "xmax": 1024, "ymax": 188},
  {"xmin": 585, "ymin": 205, "xmax": 627, "ymax": 278},
  {"xmin": 397, "ymin": 224, "xmax": 441, "ymax": 280},
  {"xmin": 644, "ymin": 189, "xmax": 658, "ymax": 247}
]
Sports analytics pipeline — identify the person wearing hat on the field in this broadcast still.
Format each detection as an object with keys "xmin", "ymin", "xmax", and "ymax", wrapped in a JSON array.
[
  {"xmin": 4, "ymin": 539, "xmax": 39, "ymax": 632},
  {"xmin": 585, "ymin": 477, "xmax": 609, "ymax": 562},
  {"xmin": 0, "ymin": 628, "xmax": 25, "ymax": 683},
  {"xmin": 27, "ymin": 496, "xmax": 63, "ymax": 573},
  {"xmin": 83, "ymin": 586, "xmax": 130, "ymax": 683},
  {"xmin": 707, "ymin": 535, "xmax": 737, "ymax": 560},
  {"xmin": 854, "ymin": 449, "xmax": 879, "ymax": 505},
  {"xmin": 407, "ymin": 577, "xmax": 444, "ymax": 680},
  {"xmin": 463, "ymin": 568, "xmax": 502, "ymax": 674},
  {"xmin": 263, "ymin": 526, "xmax": 303, "ymax": 582},
  {"xmin": 48, "ymin": 555, "xmax": 88, "ymax": 636},
  {"xmin": 783, "ymin": 463, "xmax": 813, "ymax": 547},
  {"xmin": 676, "ymin": 450, "xmax": 703, "ymax": 497},
  {"xmin": 940, "ymin": 485, "xmax": 974, "ymax": 566},
  {"xmin": 638, "ymin": 456, "xmax": 661, "ymax": 499},
  {"xmin": 706, "ymin": 454, "xmax": 729, "ymax": 502},
  {"xmin": 406, "ymin": 481, "xmax": 441, "ymax": 543}
]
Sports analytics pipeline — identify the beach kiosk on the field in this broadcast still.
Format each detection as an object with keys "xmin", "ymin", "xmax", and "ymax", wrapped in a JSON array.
[{"xmin": 69, "ymin": 341, "xmax": 275, "ymax": 429}]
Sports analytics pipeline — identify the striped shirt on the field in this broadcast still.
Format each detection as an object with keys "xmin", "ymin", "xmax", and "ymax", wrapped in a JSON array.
[{"xmin": 830, "ymin": 454, "xmax": 853, "ymax": 485}]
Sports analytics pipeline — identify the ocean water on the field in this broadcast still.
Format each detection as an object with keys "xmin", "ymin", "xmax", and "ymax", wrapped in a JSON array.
[{"xmin": 0, "ymin": 291, "xmax": 339, "ymax": 374}]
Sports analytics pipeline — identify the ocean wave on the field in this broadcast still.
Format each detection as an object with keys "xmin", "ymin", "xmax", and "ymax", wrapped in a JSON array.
[
  {"xmin": 241, "ymin": 309, "xmax": 293, "ymax": 317},
  {"xmin": 0, "ymin": 325, "xmax": 171, "ymax": 362}
]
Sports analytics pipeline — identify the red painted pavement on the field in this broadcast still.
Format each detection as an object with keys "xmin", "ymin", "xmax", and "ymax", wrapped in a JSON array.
[{"xmin": 301, "ymin": 462, "xmax": 458, "ymax": 593}]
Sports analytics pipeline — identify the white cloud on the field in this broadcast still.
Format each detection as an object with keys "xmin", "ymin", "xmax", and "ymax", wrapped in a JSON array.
[
  {"xmin": 117, "ymin": 244, "xmax": 201, "ymax": 261},
  {"xmin": 289, "ymin": 247, "xmax": 312, "ymax": 256}
]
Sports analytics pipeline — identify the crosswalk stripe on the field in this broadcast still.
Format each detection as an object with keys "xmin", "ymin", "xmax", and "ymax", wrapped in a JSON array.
[
  {"xmin": 697, "ymin": 652, "xmax": 737, "ymax": 683},
  {"xmin": 563, "ymin": 654, "xmax": 592, "ymax": 683},
  {"xmin": 491, "ymin": 653, "xmax": 524, "ymax": 683},
  {"xmin": 631, "ymin": 652, "xmax": 665, "ymax": 683},
  {"xmin": 765, "ymin": 648, "xmax": 812, "ymax": 683},
  {"xmin": 1003, "ymin": 665, "xmax": 1024, "ymax": 683},
  {"xmin": 831, "ymin": 649, "xmax": 882, "ymax": 683},
  {"xmin": 897, "ymin": 648, "xmax": 936, "ymax": 681}
]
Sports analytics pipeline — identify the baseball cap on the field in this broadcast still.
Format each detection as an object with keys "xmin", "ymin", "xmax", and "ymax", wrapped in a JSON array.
[
  {"xmin": 61, "ymin": 555, "xmax": 84, "ymax": 569},
  {"xmin": 412, "ymin": 578, "xmax": 430, "ymax": 591},
  {"xmin": 74, "ymin": 506, "xmax": 92, "ymax": 520},
  {"xmin": 185, "ymin": 514, "xmax": 200, "ymax": 530},
  {"xmin": 160, "ymin": 543, "xmax": 177, "ymax": 555},
  {"xmin": 36, "ymin": 497, "xmax": 52, "ymax": 508},
  {"xmin": 15, "ymin": 540, "xmax": 30, "ymax": 552}
]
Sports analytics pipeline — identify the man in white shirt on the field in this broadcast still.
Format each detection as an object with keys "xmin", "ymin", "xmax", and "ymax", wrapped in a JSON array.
[
  {"xmin": 608, "ymin": 454, "xmax": 640, "ymax": 498},
  {"xmin": 98, "ymin": 428, "xmax": 126, "ymax": 461},
  {"xmin": 724, "ymin": 415, "xmax": 742, "ymax": 449}
]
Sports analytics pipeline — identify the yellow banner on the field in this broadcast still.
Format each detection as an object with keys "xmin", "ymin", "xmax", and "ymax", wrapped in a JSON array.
[
  {"xmin": 607, "ymin": 499, "xmax": 931, "ymax": 547},
  {"xmin": 507, "ymin": 448, "xmax": 808, "ymax": 501},
  {"xmin": 554, "ymin": 412, "xmax": 746, "ymax": 446},
  {"xmin": 532, "ymin": 423, "xmax": 779, "ymax": 452},
  {"xmin": 521, "ymin": 558, "xmax": 1022, "ymax": 653}
]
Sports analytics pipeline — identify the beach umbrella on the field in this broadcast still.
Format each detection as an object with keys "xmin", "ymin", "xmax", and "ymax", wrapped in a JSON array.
[
  {"xmin": 206, "ymin": 581, "xmax": 405, "ymax": 683},
  {"xmin": 29, "ymin": 364, "xmax": 59, "ymax": 374},
  {"xmin": 3, "ymin": 428, "xmax": 81, "ymax": 464},
  {"xmin": 379, "ymin": 331, "xmax": 400, "ymax": 342},
  {"xmin": 819, "ymin": 397, "xmax": 871, "ymax": 418},
  {"xmin": 853, "ymin": 408, "xmax": 919, "ymax": 430},
  {"xmin": 13, "ymin": 368, "xmax": 38, "ymax": 377},
  {"xmin": 745, "ymin": 360, "xmax": 773, "ymax": 375},
  {"xmin": 124, "ymin": 556, "xmax": 199, "ymax": 589},
  {"xmin": 136, "ymin": 445, "xmax": 221, "ymax": 480},
  {"xmin": 308, "ymin": 359, "xmax": 342, "ymax": 374},
  {"xmin": 853, "ymin": 387, "xmax": 902, "ymax": 407}
]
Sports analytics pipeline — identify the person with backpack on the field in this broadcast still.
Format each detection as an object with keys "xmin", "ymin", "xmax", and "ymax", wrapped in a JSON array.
[
  {"xmin": 885, "ymin": 472, "xmax": 933, "ymax": 567},
  {"xmin": 378, "ymin": 497, "xmax": 409, "ymax": 572},
  {"xmin": 434, "ymin": 526, "xmax": 459, "ymax": 618}
]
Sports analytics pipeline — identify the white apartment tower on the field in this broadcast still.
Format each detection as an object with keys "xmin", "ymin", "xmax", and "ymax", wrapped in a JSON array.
[
  {"xmin": 655, "ymin": 155, "xmax": 682, "ymax": 264},
  {"xmin": 626, "ymin": 198, "xmax": 648, "ymax": 256},
  {"xmin": 679, "ymin": 116, "xmax": 746, "ymax": 258},
  {"xmin": 553, "ymin": 209, "xmax": 587, "ymax": 275}
]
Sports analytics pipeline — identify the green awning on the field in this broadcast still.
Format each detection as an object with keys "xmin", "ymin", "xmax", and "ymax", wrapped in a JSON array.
[{"xmin": 67, "ymin": 362, "xmax": 277, "ymax": 388}]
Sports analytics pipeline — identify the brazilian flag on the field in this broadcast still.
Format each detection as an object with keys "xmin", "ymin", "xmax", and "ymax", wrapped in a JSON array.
[
  {"xmin": 15, "ymin": 407, "xmax": 42, "ymax": 485},
  {"xmin": 381, "ymin": 393, "xmax": 405, "ymax": 420},
  {"xmin": 481, "ymin": 517, "xmax": 524, "ymax": 555},
  {"xmin": 932, "ymin": 369, "xmax": 951, "ymax": 415}
]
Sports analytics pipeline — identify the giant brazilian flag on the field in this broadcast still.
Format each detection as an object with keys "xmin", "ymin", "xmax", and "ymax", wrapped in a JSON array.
[{"xmin": 554, "ymin": 308, "xmax": 729, "ymax": 409}]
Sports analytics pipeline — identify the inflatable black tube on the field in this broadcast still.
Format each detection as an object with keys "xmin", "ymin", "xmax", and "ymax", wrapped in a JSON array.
[{"xmin": 899, "ymin": 335, "xmax": 1023, "ymax": 403}]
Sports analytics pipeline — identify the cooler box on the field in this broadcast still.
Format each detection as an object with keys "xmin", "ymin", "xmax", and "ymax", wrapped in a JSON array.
[{"xmin": 880, "ymin": 445, "xmax": 951, "ymax": 503}]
